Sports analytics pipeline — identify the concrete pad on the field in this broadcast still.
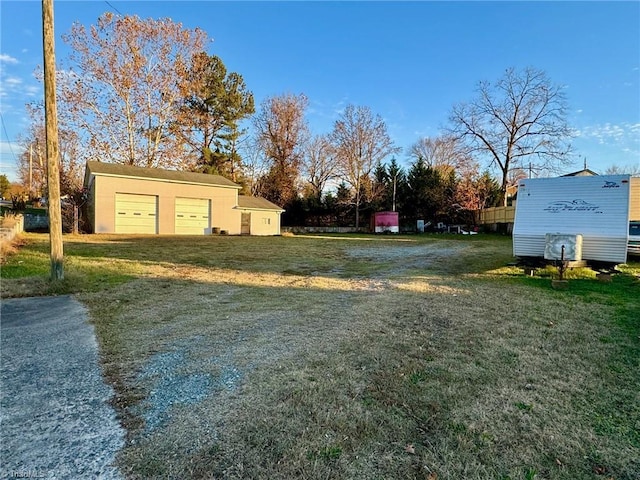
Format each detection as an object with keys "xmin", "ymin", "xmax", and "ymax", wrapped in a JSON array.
[{"xmin": 1, "ymin": 295, "xmax": 124, "ymax": 479}]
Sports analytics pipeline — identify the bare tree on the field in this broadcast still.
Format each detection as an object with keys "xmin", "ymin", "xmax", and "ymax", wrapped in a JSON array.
[
  {"xmin": 408, "ymin": 135, "xmax": 476, "ymax": 178},
  {"xmin": 329, "ymin": 104, "xmax": 400, "ymax": 228},
  {"xmin": 301, "ymin": 134, "xmax": 337, "ymax": 201},
  {"xmin": 18, "ymin": 105, "xmax": 83, "ymax": 199},
  {"xmin": 238, "ymin": 138, "xmax": 270, "ymax": 196},
  {"xmin": 448, "ymin": 67, "xmax": 573, "ymax": 205},
  {"xmin": 17, "ymin": 132, "xmax": 46, "ymax": 199},
  {"xmin": 59, "ymin": 13, "xmax": 207, "ymax": 168},
  {"xmin": 604, "ymin": 163, "xmax": 640, "ymax": 176},
  {"xmin": 253, "ymin": 93, "xmax": 309, "ymax": 208}
]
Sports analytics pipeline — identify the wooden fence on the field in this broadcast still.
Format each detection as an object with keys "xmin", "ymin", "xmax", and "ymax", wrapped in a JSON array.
[{"xmin": 476, "ymin": 206, "xmax": 515, "ymax": 225}]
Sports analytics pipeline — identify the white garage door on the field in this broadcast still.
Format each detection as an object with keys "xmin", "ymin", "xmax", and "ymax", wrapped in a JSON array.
[
  {"xmin": 115, "ymin": 193, "xmax": 158, "ymax": 234},
  {"xmin": 175, "ymin": 197, "xmax": 210, "ymax": 235}
]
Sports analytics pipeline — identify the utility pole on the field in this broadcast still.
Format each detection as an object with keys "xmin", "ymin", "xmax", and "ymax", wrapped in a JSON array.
[
  {"xmin": 392, "ymin": 172, "xmax": 397, "ymax": 212},
  {"xmin": 29, "ymin": 144, "xmax": 33, "ymax": 196},
  {"xmin": 42, "ymin": 0, "xmax": 64, "ymax": 280}
]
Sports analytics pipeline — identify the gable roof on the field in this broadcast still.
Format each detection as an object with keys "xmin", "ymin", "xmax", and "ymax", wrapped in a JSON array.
[
  {"xmin": 85, "ymin": 161, "xmax": 241, "ymax": 189},
  {"xmin": 561, "ymin": 168, "xmax": 599, "ymax": 177},
  {"xmin": 237, "ymin": 195, "xmax": 284, "ymax": 211}
]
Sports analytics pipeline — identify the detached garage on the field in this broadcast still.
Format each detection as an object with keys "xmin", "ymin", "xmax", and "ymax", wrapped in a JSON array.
[{"xmin": 84, "ymin": 161, "xmax": 284, "ymax": 236}]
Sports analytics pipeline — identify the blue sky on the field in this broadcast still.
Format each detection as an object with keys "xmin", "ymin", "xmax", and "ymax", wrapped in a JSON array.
[{"xmin": 1, "ymin": 0, "xmax": 639, "ymax": 183}]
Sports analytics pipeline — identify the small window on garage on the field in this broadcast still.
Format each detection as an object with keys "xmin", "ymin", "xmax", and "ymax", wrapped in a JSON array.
[{"xmin": 262, "ymin": 217, "xmax": 270, "ymax": 225}]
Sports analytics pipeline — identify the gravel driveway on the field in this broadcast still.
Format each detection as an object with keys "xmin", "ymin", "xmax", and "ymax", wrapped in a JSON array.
[{"xmin": 1, "ymin": 295, "xmax": 124, "ymax": 479}]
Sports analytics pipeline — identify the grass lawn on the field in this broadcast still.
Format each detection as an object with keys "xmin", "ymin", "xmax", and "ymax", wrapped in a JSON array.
[{"xmin": 2, "ymin": 233, "xmax": 639, "ymax": 480}]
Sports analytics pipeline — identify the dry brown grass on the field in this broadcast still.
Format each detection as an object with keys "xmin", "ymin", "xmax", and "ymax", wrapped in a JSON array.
[
  {"xmin": 0, "ymin": 236, "xmax": 22, "ymax": 265},
  {"xmin": 0, "ymin": 214, "xmax": 24, "ymax": 263},
  {"xmin": 3, "ymin": 233, "xmax": 639, "ymax": 479}
]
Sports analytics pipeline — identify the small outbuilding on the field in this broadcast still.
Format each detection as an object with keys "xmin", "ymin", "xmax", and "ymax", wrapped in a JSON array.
[
  {"xmin": 371, "ymin": 211, "xmax": 399, "ymax": 233},
  {"xmin": 83, "ymin": 161, "xmax": 284, "ymax": 235},
  {"xmin": 236, "ymin": 196, "xmax": 285, "ymax": 236}
]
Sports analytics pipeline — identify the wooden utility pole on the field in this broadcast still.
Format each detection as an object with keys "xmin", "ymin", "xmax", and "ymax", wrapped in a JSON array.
[
  {"xmin": 29, "ymin": 145, "xmax": 33, "ymax": 196},
  {"xmin": 42, "ymin": 0, "xmax": 64, "ymax": 280}
]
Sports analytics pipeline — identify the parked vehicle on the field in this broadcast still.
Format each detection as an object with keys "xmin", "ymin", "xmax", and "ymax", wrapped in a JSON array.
[{"xmin": 513, "ymin": 174, "xmax": 634, "ymax": 269}]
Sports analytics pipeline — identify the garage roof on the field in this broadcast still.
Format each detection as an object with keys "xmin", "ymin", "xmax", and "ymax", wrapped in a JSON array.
[
  {"xmin": 85, "ymin": 161, "xmax": 241, "ymax": 188},
  {"xmin": 237, "ymin": 195, "xmax": 284, "ymax": 211}
]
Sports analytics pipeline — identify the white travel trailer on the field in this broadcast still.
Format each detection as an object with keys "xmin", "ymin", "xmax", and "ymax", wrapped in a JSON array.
[{"xmin": 513, "ymin": 175, "xmax": 635, "ymax": 267}]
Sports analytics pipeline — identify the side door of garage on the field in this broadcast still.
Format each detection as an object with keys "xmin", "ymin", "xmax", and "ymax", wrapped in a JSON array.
[
  {"xmin": 115, "ymin": 193, "xmax": 158, "ymax": 234},
  {"xmin": 241, "ymin": 212, "xmax": 251, "ymax": 235},
  {"xmin": 175, "ymin": 197, "xmax": 210, "ymax": 235}
]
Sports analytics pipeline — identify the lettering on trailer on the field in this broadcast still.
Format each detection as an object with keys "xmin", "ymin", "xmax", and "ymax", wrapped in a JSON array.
[
  {"xmin": 543, "ymin": 199, "xmax": 601, "ymax": 213},
  {"xmin": 602, "ymin": 181, "xmax": 621, "ymax": 189}
]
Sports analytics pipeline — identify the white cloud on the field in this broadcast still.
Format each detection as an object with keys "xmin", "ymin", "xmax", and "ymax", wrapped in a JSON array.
[
  {"xmin": 0, "ymin": 140, "xmax": 24, "ymax": 156},
  {"xmin": 5, "ymin": 77, "xmax": 22, "ymax": 86},
  {"xmin": 0, "ymin": 78, "xmax": 21, "ymax": 105},
  {"xmin": 572, "ymin": 122, "xmax": 640, "ymax": 162},
  {"xmin": 0, "ymin": 54, "xmax": 18, "ymax": 64},
  {"xmin": 25, "ymin": 85, "xmax": 40, "ymax": 97},
  {"xmin": 574, "ymin": 122, "xmax": 640, "ymax": 145}
]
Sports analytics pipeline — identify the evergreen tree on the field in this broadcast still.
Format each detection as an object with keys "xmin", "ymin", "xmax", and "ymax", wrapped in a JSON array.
[
  {"xmin": 476, "ymin": 171, "xmax": 502, "ymax": 208},
  {"xmin": 405, "ymin": 157, "xmax": 454, "ymax": 225},
  {"xmin": 333, "ymin": 182, "xmax": 354, "ymax": 226},
  {"xmin": 181, "ymin": 52, "xmax": 255, "ymax": 176}
]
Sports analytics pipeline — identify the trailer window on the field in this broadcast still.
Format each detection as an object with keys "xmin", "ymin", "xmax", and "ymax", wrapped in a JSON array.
[{"xmin": 630, "ymin": 222, "xmax": 640, "ymax": 236}]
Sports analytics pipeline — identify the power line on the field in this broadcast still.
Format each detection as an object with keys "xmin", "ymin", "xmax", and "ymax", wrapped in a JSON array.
[
  {"xmin": 0, "ymin": 112, "xmax": 19, "ymax": 164},
  {"xmin": 104, "ymin": 1, "xmax": 124, "ymax": 16}
]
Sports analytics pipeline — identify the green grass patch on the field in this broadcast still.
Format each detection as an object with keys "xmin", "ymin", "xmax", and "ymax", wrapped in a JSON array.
[{"xmin": 1, "ymin": 234, "xmax": 140, "ymax": 296}]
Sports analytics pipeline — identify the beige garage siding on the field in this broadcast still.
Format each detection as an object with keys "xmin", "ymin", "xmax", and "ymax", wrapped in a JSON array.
[
  {"xmin": 115, "ymin": 193, "xmax": 158, "ymax": 234},
  {"xmin": 175, "ymin": 197, "xmax": 210, "ymax": 235}
]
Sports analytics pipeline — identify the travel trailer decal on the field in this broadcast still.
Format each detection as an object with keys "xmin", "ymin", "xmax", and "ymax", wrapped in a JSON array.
[
  {"xmin": 602, "ymin": 181, "xmax": 621, "ymax": 189},
  {"xmin": 544, "ymin": 199, "xmax": 601, "ymax": 213}
]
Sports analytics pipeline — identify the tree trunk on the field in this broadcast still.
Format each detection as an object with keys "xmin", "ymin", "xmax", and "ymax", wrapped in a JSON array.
[
  {"xmin": 354, "ymin": 180, "xmax": 361, "ymax": 229},
  {"xmin": 73, "ymin": 204, "xmax": 79, "ymax": 235},
  {"xmin": 500, "ymin": 167, "xmax": 509, "ymax": 207}
]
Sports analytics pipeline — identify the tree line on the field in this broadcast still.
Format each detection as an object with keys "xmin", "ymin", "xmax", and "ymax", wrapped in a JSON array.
[{"xmin": 17, "ymin": 13, "xmax": 581, "ymax": 230}]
